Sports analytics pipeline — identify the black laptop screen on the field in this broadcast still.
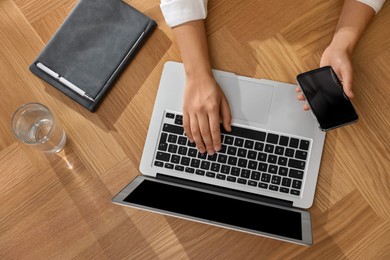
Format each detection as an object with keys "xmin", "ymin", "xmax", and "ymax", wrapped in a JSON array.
[{"xmin": 124, "ymin": 180, "xmax": 302, "ymax": 240}]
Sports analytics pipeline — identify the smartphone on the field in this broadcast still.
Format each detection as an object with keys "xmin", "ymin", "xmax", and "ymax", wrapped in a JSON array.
[{"xmin": 297, "ymin": 66, "xmax": 358, "ymax": 131}]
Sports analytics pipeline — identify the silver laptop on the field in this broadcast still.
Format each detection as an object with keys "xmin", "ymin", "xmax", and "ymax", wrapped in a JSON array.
[{"xmin": 113, "ymin": 61, "xmax": 325, "ymax": 245}]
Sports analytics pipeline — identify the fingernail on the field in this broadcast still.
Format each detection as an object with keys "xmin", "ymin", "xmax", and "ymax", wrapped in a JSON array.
[
  {"xmin": 208, "ymin": 150, "xmax": 215, "ymax": 156},
  {"xmin": 214, "ymin": 145, "xmax": 221, "ymax": 151},
  {"xmin": 199, "ymin": 148, "xmax": 205, "ymax": 153}
]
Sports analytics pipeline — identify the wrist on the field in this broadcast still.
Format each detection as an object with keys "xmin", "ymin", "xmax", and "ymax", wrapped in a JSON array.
[{"xmin": 329, "ymin": 29, "xmax": 357, "ymax": 56}]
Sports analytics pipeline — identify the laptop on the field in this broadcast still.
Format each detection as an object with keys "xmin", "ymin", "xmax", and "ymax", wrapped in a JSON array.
[{"xmin": 112, "ymin": 61, "xmax": 326, "ymax": 245}]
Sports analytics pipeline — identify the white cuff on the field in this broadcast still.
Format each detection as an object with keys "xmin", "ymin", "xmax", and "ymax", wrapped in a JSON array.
[
  {"xmin": 160, "ymin": 0, "xmax": 208, "ymax": 27},
  {"xmin": 357, "ymin": 0, "xmax": 385, "ymax": 13}
]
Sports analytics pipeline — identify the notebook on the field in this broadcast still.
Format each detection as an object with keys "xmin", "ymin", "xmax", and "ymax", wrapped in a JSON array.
[
  {"xmin": 30, "ymin": 0, "xmax": 156, "ymax": 111},
  {"xmin": 113, "ymin": 61, "xmax": 326, "ymax": 245}
]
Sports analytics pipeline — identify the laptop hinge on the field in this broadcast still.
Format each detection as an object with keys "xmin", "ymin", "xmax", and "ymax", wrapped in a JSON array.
[{"xmin": 156, "ymin": 173, "xmax": 293, "ymax": 208}]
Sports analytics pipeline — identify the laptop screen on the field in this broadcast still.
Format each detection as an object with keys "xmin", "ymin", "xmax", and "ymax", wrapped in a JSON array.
[{"xmin": 123, "ymin": 179, "xmax": 303, "ymax": 240}]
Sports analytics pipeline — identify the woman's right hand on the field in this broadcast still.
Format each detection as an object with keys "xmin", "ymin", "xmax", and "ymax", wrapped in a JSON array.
[{"xmin": 183, "ymin": 72, "xmax": 231, "ymax": 155}]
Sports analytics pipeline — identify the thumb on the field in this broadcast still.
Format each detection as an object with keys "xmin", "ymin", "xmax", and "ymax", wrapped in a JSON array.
[
  {"xmin": 340, "ymin": 67, "xmax": 354, "ymax": 98},
  {"xmin": 220, "ymin": 95, "xmax": 232, "ymax": 132}
]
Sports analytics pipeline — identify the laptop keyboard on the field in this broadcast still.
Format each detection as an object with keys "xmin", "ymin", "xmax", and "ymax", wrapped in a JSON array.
[{"xmin": 153, "ymin": 112, "xmax": 311, "ymax": 197}]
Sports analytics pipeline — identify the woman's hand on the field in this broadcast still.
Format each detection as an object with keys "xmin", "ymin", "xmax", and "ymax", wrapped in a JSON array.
[{"xmin": 183, "ymin": 72, "xmax": 231, "ymax": 155}]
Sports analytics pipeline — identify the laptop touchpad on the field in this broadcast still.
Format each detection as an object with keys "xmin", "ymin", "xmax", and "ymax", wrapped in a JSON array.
[{"xmin": 218, "ymin": 76, "xmax": 274, "ymax": 124}]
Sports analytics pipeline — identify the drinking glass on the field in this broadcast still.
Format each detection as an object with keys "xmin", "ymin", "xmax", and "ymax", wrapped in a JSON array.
[{"xmin": 11, "ymin": 103, "xmax": 66, "ymax": 153}]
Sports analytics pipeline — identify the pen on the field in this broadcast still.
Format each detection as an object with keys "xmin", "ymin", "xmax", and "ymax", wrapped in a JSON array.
[{"xmin": 36, "ymin": 62, "xmax": 95, "ymax": 102}]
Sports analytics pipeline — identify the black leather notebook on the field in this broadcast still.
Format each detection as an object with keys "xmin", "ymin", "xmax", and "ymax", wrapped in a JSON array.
[{"xmin": 30, "ymin": 0, "xmax": 156, "ymax": 111}]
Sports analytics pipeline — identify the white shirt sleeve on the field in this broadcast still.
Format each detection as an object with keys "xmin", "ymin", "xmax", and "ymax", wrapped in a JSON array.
[
  {"xmin": 357, "ymin": 0, "xmax": 386, "ymax": 13},
  {"xmin": 160, "ymin": 0, "xmax": 208, "ymax": 27}
]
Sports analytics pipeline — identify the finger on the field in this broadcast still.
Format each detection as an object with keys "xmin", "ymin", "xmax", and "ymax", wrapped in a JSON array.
[
  {"xmin": 297, "ymin": 93, "xmax": 306, "ymax": 101},
  {"xmin": 208, "ymin": 109, "xmax": 222, "ymax": 152},
  {"xmin": 303, "ymin": 103, "xmax": 310, "ymax": 111},
  {"xmin": 189, "ymin": 114, "xmax": 206, "ymax": 153},
  {"xmin": 183, "ymin": 112, "xmax": 193, "ymax": 143},
  {"xmin": 296, "ymin": 87, "xmax": 302, "ymax": 93},
  {"xmin": 340, "ymin": 67, "xmax": 354, "ymax": 98},
  {"xmin": 197, "ymin": 114, "xmax": 215, "ymax": 155},
  {"xmin": 220, "ymin": 95, "xmax": 232, "ymax": 132}
]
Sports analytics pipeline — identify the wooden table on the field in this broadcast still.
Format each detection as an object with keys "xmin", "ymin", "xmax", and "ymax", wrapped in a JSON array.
[{"xmin": 1, "ymin": 0, "xmax": 389, "ymax": 258}]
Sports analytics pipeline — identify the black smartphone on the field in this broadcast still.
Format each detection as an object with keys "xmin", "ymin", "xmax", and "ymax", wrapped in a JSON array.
[{"xmin": 297, "ymin": 66, "xmax": 358, "ymax": 131}]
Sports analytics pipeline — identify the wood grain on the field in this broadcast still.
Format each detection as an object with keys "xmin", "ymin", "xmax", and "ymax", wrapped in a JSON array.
[{"xmin": 0, "ymin": 0, "xmax": 389, "ymax": 258}]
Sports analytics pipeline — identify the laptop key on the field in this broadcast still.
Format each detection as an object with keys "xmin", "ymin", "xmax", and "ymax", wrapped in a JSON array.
[
  {"xmin": 268, "ymin": 165, "xmax": 278, "ymax": 174},
  {"xmin": 291, "ymin": 189, "xmax": 300, "ymax": 196},
  {"xmin": 156, "ymin": 152, "xmax": 170, "ymax": 162},
  {"xmin": 174, "ymin": 117, "xmax": 183, "ymax": 125},
  {"xmin": 254, "ymin": 142, "xmax": 264, "ymax": 151},
  {"xmin": 190, "ymin": 158, "xmax": 200, "ymax": 168},
  {"xmin": 234, "ymin": 138, "xmax": 244, "ymax": 147},
  {"xmin": 251, "ymin": 171, "xmax": 261, "ymax": 180},
  {"xmin": 248, "ymin": 180, "xmax": 257, "ymax": 187},
  {"xmin": 267, "ymin": 155, "xmax": 277, "ymax": 164},
  {"xmin": 258, "ymin": 152, "xmax": 267, "ymax": 162},
  {"xmin": 211, "ymin": 163, "xmax": 221, "ymax": 172},
  {"xmin": 178, "ymin": 136, "xmax": 187, "ymax": 145},
  {"xmin": 292, "ymin": 180, "xmax": 302, "ymax": 189},
  {"xmin": 165, "ymin": 112, "xmax": 175, "ymax": 118},
  {"xmin": 175, "ymin": 165, "xmax": 184, "ymax": 171},
  {"xmin": 168, "ymin": 144, "xmax": 178, "ymax": 153},
  {"xmin": 163, "ymin": 123, "xmax": 183, "ymax": 135},
  {"xmin": 154, "ymin": 161, "xmax": 164, "ymax": 167},
  {"xmin": 289, "ymin": 169, "xmax": 304, "ymax": 179},
  {"xmin": 198, "ymin": 152, "xmax": 207, "ymax": 159},
  {"xmin": 280, "ymin": 187, "xmax": 289, "ymax": 193},
  {"xmin": 206, "ymin": 172, "xmax": 216, "ymax": 178},
  {"xmin": 171, "ymin": 155, "xmax": 180, "ymax": 164},
  {"xmin": 221, "ymin": 165, "xmax": 230, "ymax": 174},
  {"xmin": 261, "ymin": 173, "xmax": 271, "ymax": 183},
  {"xmin": 216, "ymin": 174, "xmax": 226, "ymax": 180},
  {"xmin": 238, "ymin": 178, "xmax": 247, "ymax": 184},
  {"xmin": 227, "ymin": 176, "xmax": 237, "ymax": 182},
  {"xmin": 188, "ymin": 148, "xmax": 197, "ymax": 157},
  {"xmin": 158, "ymin": 143, "xmax": 168, "ymax": 152},
  {"xmin": 265, "ymin": 144, "xmax": 274, "ymax": 153},
  {"xmin": 244, "ymin": 140, "xmax": 254, "ymax": 149},
  {"xmin": 258, "ymin": 182, "xmax": 268, "ymax": 189},
  {"xmin": 231, "ymin": 167, "xmax": 240, "ymax": 176},
  {"xmin": 295, "ymin": 150, "xmax": 308, "ymax": 160},
  {"xmin": 180, "ymin": 157, "xmax": 190, "ymax": 166},
  {"xmin": 267, "ymin": 133, "xmax": 279, "ymax": 144},
  {"xmin": 228, "ymin": 156, "xmax": 238, "ymax": 166},
  {"xmin": 258, "ymin": 162, "xmax": 268, "ymax": 172},
  {"xmin": 271, "ymin": 175, "xmax": 281, "ymax": 185},
  {"xmin": 278, "ymin": 167, "xmax": 288, "ymax": 176},
  {"xmin": 178, "ymin": 146, "xmax": 187, "ymax": 155},
  {"xmin": 247, "ymin": 150, "xmax": 257, "ymax": 159},
  {"xmin": 208, "ymin": 154, "xmax": 218, "ymax": 161},
  {"xmin": 288, "ymin": 158, "xmax": 306, "ymax": 170},
  {"xmin": 285, "ymin": 148, "xmax": 294, "ymax": 157},
  {"xmin": 168, "ymin": 134, "xmax": 177, "ymax": 143},
  {"xmin": 195, "ymin": 169, "xmax": 205, "ymax": 176},
  {"xmin": 282, "ymin": 177, "xmax": 292, "ymax": 187},
  {"xmin": 248, "ymin": 160, "xmax": 258, "ymax": 170},
  {"xmin": 224, "ymin": 135, "xmax": 234, "ymax": 145},
  {"xmin": 275, "ymin": 146, "xmax": 284, "ymax": 155},
  {"xmin": 227, "ymin": 146, "xmax": 237, "ymax": 155},
  {"xmin": 238, "ymin": 158, "xmax": 248, "ymax": 168},
  {"xmin": 299, "ymin": 140, "xmax": 310, "ymax": 151},
  {"xmin": 277, "ymin": 156, "xmax": 288, "ymax": 166},
  {"xmin": 185, "ymin": 167, "xmax": 195, "ymax": 173},
  {"xmin": 240, "ymin": 169, "xmax": 250, "ymax": 178},
  {"xmin": 201, "ymin": 161, "xmax": 210, "ymax": 170},
  {"xmin": 217, "ymin": 154, "xmax": 227, "ymax": 163},
  {"xmin": 164, "ymin": 163, "xmax": 174, "ymax": 169},
  {"xmin": 289, "ymin": 138, "xmax": 299, "ymax": 148},
  {"xmin": 237, "ymin": 148, "xmax": 247, "ymax": 157},
  {"xmin": 269, "ymin": 185, "xmax": 279, "ymax": 191},
  {"xmin": 279, "ymin": 136, "xmax": 289, "ymax": 146}
]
